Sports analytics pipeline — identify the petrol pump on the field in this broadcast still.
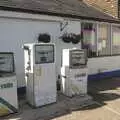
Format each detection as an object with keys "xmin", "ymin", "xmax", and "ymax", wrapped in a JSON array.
[
  {"xmin": 0, "ymin": 52, "xmax": 18, "ymax": 116},
  {"xmin": 61, "ymin": 48, "xmax": 88, "ymax": 97},
  {"xmin": 23, "ymin": 43, "xmax": 56, "ymax": 107}
]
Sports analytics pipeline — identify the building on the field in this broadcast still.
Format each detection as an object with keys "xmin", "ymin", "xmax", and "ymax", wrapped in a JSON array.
[
  {"xmin": 0, "ymin": 0, "xmax": 120, "ymax": 91},
  {"xmin": 119, "ymin": 0, "xmax": 120, "ymax": 18},
  {"xmin": 83, "ymin": 0, "xmax": 118, "ymax": 18}
]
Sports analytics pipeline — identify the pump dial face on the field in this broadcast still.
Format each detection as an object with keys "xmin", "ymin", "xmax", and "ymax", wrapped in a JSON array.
[
  {"xmin": 0, "ymin": 53, "xmax": 14, "ymax": 73},
  {"xmin": 35, "ymin": 45, "xmax": 54, "ymax": 64},
  {"xmin": 70, "ymin": 50, "xmax": 87, "ymax": 68}
]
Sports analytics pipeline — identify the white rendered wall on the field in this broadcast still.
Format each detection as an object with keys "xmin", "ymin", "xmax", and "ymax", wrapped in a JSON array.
[
  {"xmin": 0, "ymin": 11, "xmax": 120, "ymax": 88},
  {"xmin": 0, "ymin": 18, "xmax": 60, "ymax": 87},
  {"xmin": 0, "ymin": 11, "xmax": 81, "ymax": 87},
  {"xmin": 88, "ymin": 56, "xmax": 120, "ymax": 75}
]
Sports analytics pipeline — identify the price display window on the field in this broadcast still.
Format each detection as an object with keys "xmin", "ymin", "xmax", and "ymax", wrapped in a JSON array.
[
  {"xmin": 35, "ymin": 45, "xmax": 54, "ymax": 64},
  {"xmin": 70, "ymin": 50, "xmax": 87, "ymax": 68},
  {"xmin": 0, "ymin": 53, "xmax": 14, "ymax": 73}
]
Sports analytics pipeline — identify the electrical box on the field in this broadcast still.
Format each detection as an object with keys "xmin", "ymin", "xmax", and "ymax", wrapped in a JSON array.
[
  {"xmin": 23, "ymin": 43, "xmax": 56, "ymax": 107},
  {"xmin": 61, "ymin": 48, "xmax": 88, "ymax": 97},
  {"xmin": 0, "ymin": 53, "xmax": 18, "ymax": 116}
]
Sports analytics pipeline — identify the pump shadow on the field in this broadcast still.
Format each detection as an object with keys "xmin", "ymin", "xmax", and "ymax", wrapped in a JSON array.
[
  {"xmin": 2, "ymin": 77, "xmax": 120, "ymax": 120},
  {"xmin": 77, "ymin": 77, "xmax": 120, "ymax": 111}
]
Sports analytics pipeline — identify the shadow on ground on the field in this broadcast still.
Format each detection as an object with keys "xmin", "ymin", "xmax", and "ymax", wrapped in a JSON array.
[
  {"xmin": 2, "ymin": 77, "xmax": 120, "ymax": 120},
  {"xmin": 83, "ymin": 77, "xmax": 120, "ymax": 110}
]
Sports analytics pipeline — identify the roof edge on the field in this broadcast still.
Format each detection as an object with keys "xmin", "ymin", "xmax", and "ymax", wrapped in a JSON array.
[{"xmin": 0, "ymin": 6, "xmax": 120, "ymax": 24}]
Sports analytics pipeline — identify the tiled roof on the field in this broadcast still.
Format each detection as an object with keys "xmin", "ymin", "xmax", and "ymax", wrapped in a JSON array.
[{"xmin": 0, "ymin": 0, "xmax": 119, "ymax": 23}]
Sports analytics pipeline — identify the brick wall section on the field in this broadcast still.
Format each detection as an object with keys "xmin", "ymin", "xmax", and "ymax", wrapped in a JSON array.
[{"xmin": 83, "ymin": 0, "xmax": 118, "ymax": 18}]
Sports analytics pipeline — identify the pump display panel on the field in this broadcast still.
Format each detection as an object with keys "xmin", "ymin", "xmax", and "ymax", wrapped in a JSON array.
[
  {"xmin": 70, "ymin": 50, "xmax": 87, "ymax": 68},
  {"xmin": 35, "ymin": 45, "xmax": 54, "ymax": 64},
  {"xmin": 0, "ymin": 53, "xmax": 14, "ymax": 73}
]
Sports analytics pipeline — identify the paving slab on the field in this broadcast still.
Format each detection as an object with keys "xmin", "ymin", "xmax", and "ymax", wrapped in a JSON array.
[
  {"xmin": 52, "ymin": 105, "xmax": 120, "ymax": 120},
  {"xmin": 2, "ymin": 94, "xmax": 93, "ymax": 120}
]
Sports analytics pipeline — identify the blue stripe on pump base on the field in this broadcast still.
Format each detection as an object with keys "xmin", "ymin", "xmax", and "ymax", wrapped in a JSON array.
[{"xmin": 17, "ymin": 69, "xmax": 120, "ymax": 94}]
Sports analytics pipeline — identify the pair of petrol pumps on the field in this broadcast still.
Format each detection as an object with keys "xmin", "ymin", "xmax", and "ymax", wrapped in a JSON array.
[
  {"xmin": 0, "ymin": 43, "xmax": 88, "ymax": 116},
  {"xmin": 23, "ymin": 43, "xmax": 88, "ymax": 107}
]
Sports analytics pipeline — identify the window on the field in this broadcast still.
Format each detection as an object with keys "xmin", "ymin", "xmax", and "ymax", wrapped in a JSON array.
[
  {"xmin": 35, "ymin": 45, "xmax": 54, "ymax": 64},
  {"xmin": 70, "ymin": 50, "xmax": 87, "ymax": 68},
  {"xmin": 112, "ymin": 25, "xmax": 120, "ymax": 55},
  {"xmin": 98, "ymin": 24, "xmax": 111, "ymax": 56},
  {"xmin": 81, "ymin": 22, "xmax": 97, "ymax": 58},
  {"xmin": 81, "ymin": 22, "xmax": 120, "ymax": 57},
  {"xmin": 0, "ymin": 53, "xmax": 14, "ymax": 73}
]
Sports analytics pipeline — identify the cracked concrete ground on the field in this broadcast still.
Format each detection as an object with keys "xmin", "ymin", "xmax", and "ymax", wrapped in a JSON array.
[{"xmin": 2, "ymin": 77, "xmax": 120, "ymax": 120}]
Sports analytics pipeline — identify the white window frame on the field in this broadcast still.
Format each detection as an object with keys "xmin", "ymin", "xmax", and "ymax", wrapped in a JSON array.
[
  {"xmin": 97, "ymin": 22, "xmax": 111, "ymax": 56},
  {"xmin": 80, "ymin": 20, "xmax": 120, "ymax": 57},
  {"xmin": 81, "ymin": 21, "xmax": 98, "ymax": 58},
  {"xmin": 111, "ymin": 24, "xmax": 120, "ymax": 55}
]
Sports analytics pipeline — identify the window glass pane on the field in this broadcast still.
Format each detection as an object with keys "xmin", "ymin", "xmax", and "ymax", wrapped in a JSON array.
[
  {"xmin": 35, "ymin": 45, "xmax": 54, "ymax": 64},
  {"xmin": 98, "ymin": 24, "xmax": 110, "ymax": 56},
  {"xmin": 81, "ymin": 22, "xmax": 97, "ymax": 57},
  {"xmin": 70, "ymin": 50, "xmax": 87, "ymax": 68},
  {"xmin": 112, "ymin": 25, "xmax": 120, "ymax": 55},
  {"xmin": 0, "ymin": 53, "xmax": 14, "ymax": 73}
]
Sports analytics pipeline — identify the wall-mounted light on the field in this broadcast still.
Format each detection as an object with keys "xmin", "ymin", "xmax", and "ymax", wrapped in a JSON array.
[{"xmin": 60, "ymin": 21, "xmax": 68, "ymax": 31}]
